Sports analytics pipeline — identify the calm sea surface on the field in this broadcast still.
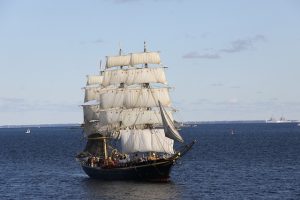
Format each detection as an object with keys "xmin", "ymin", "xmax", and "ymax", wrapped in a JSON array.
[{"xmin": 0, "ymin": 123, "xmax": 300, "ymax": 199}]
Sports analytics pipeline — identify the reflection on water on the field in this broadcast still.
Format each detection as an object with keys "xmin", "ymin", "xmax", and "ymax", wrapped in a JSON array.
[{"xmin": 81, "ymin": 178, "xmax": 182, "ymax": 200}]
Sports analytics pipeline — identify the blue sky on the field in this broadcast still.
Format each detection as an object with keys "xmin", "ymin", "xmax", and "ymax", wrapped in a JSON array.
[{"xmin": 1, "ymin": 0, "xmax": 300, "ymax": 125}]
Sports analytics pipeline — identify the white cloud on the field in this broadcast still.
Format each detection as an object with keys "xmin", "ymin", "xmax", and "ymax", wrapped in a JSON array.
[
  {"xmin": 182, "ymin": 51, "xmax": 220, "ymax": 59},
  {"xmin": 220, "ymin": 35, "xmax": 266, "ymax": 53},
  {"xmin": 183, "ymin": 34, "xmax": 266, "ymax": 59},
  {"xmin": 228, "ymin": 98, "xmax": 239, "ymax": 104}
]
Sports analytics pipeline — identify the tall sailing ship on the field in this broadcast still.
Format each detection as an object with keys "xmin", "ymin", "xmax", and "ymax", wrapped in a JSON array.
[{"xmin": 76, "ymin": 43, "xmax": 195, "ymax": 181}]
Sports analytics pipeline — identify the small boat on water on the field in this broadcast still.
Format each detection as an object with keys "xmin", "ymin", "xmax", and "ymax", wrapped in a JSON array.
[
  {"xmin": 76, "ymin": 43, "xmax": 195, "ymax": 182},
  {"xmin": 266, "ymin": 116, "xmax": 296, "ymax": 123},
  {"xmin": 25, "ymin": 129, "xmax": 31, "ymax": 134}
]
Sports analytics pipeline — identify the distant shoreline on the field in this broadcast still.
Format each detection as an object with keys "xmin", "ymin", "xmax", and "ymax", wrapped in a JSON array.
[
  {"xmin": 185, "ymin": 120, "xmax": 266, "ymax": 124},
  {"xmin": 1, "ymin": 120, "xmax": 299, "ymax": 128},
  {"xmin": 0, "ymin": 123, "xmax": 81, "ymax": 128}
]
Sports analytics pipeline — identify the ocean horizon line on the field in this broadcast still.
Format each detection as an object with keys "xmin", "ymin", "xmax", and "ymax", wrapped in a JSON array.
[{"xmin": 2, "ymin": 119, "xmax": 299, "ymax": 128}]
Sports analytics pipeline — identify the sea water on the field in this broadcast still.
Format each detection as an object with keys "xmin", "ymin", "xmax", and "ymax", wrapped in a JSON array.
[{"xmin": 0, "ymin": 123, "xmax": 299, "ymax": 199}]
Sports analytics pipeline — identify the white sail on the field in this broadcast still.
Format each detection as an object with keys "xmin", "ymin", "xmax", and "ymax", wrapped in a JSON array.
[
  {"xmin": 102, "ymin": 67, "xmax": 167, "ymax": 86},
  {"xmin": 83, "ymin": 105, "xmax": 113, "ymax": 136},
  {"xmin": 100, "ymin": 88, "xmax": 171, "ymax": 109},
  {"xmin": 106, "ymin": 55, "xmax": 131, "ymax": 68},
  {"xmin": 120, "ymin": 129, "xmax": 174, "ymax": 154},
  {"xmin": 83, "ymin": 103, "xmax": 101, "ymax": 137},
  {"xmin": 87, "ymin": 75, "xmax": 103, "ymax": 86},
  {"xmin": 82, "ymin": 100, "xmax": 99, "ymax": 106},
  {"xmin": 103, "ymin": 108, "xmax": 174, "ymax": 128},
  {"xmin": 105, "ymin": 52, "xmax": 160, "ymax": 68},
  {"xmin": 83, "ymin": 105, "xmax": 100, "ymax": 122},
  {"xmin": 130, "ymin": 52, "xmax": 161, "ymax": 65},
  {"xmin": 84, "ymin": 87, "xmax": 100, "ymax": 102},
  {"xmin": 82, "ymin": 46, "xmax": 184, "ymax": 154},
  {"xmin": 159, "ymin": 101, "xmax": 184, "ymax": 143}
]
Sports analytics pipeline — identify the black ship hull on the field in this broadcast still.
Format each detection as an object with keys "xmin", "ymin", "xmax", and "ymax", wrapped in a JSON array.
[
  {"xmin": 80, "ymin": 140, "xmax": 196, "ymax": 182},
  {"xmin": 82, "ymin": 159, "xmax": 174, "ymax": 182}
]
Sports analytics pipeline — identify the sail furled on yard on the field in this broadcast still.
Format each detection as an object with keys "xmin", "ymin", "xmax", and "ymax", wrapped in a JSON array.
[
  {"xmin": 102, "ymin": 67, "xmax": 167, "ymax": 86},
  {"xmin": 120, "ymin": 129, "xmax": 174, "ymax": 154},
  {"xmin": 100, "ymin": 88, "xmax": 171, "ymax": 109},
  {"xmin": 159, "ymin": 101, "xmax": 184, "ymax": 143}
]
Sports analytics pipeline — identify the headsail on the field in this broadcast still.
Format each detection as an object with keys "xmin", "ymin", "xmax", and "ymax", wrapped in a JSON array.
[{"xmin": 159, "ymin": 101, "xmax": 184, "ymax": 143}]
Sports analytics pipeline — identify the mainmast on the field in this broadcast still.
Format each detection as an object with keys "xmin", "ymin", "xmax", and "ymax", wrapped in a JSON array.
[
  {"xmin": 119, "ymin": 45, "xmax": 125, "ymax": 88},
  {"xmin": 143, "ymin": 41, "xmax": 150, "ymax": 89},
  {"xmin": 119, "ymin": 43, "xmax": 123, "ymax": 69},
  {"xmin": 143, "ymin": 41, "xmax": 151, "ymax": 129}
]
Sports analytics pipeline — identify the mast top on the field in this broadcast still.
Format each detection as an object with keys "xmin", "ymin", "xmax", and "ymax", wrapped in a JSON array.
[
  {"xmin": 119, "ymin": 42, "xmax": 122, "ymax": 56},
  {"xmin": 99, "ymin": 60, "xmax": 102, "ymax": 74},
  {"xmin": 119, "ymin": 42, "xmax": 123, "ymax": 69},
  {"xmin": 144, "ymin": 41, "xmax": 147, "ymax": 52}
]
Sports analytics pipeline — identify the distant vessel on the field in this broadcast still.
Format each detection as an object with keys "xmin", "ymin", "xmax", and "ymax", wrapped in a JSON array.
[
  {"xmin": 266, "ymin": 116, "xmax": 295, "ymax": 123},
  {"xmin": 76, "ymin": 43, "xmax": 195, "ymax": 181},
  {"xmin": 25, "ymin": 129, "xmax": 31, "ymax": 134}
]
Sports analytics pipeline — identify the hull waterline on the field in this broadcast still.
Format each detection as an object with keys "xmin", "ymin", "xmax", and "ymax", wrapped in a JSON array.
[
  {"xmin": 80, "ymin": 140, "xmax": 196, "ymax": 182},
  {"xmin": 82, "ymin": 159, "xmax": 174, "ymax": 182}
]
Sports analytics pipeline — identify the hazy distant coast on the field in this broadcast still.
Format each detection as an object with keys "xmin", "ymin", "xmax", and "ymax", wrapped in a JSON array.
[
  {"xmin": 2, "ymin": 120, "xmax": 297, "ymax": 128},
  {"xmin": 0, "ymin": 123, "xmax": 81, "ymax": 129}
]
